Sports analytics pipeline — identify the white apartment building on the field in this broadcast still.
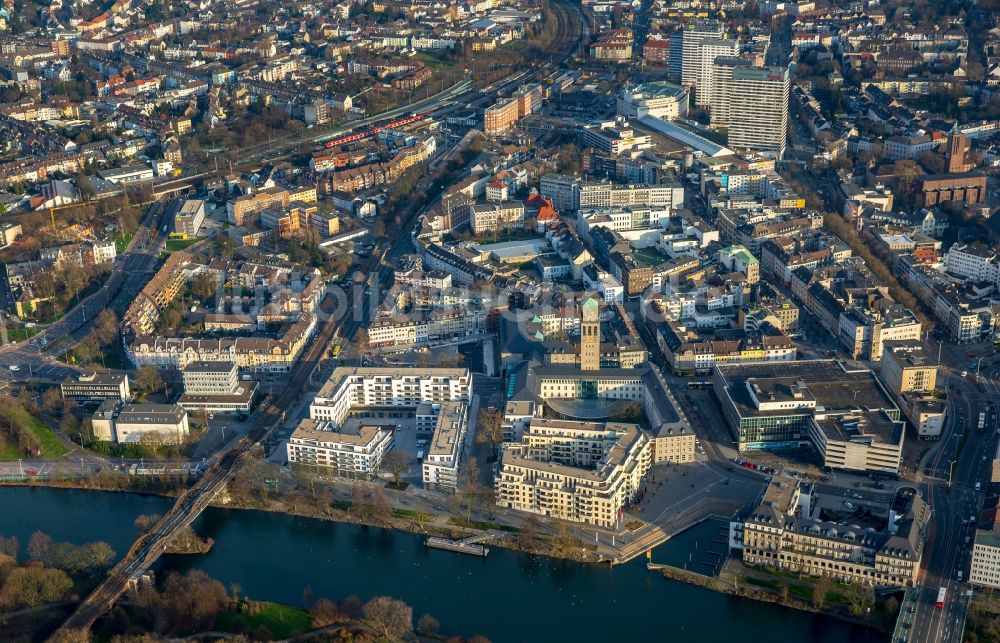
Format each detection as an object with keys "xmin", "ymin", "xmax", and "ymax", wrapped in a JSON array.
[
  {"xmin": 882, "ymin": 135, "xmax": 937, "ymax": 161},
  {"xmin": 725, "ymin": 66, "xmax": 790, "ymax": 157},
  {"xmin": 541, "ymin": 175, "xmax": 684, "ymax": 213},
  {"xmin": 495, "ymin": 418, "xmax": 653, "ymax": 528},
  {"xmin": 286, "ymin": 419, "xmax": 394, "ymax": 480},
  {"xmin": 578, "ymin": 205, "xmax": 670, "ymax": 232},
  {"xmin": 709, "ymin": 57, "xmax": 754, "ymax": 126},
  {"xmin": 181, "ymin": 360, "xmax": 239, "ymax": 395},
  {"xmin": 470, "ymin": 202, "xmax": 526, "ymax": 235},
  {"xmin": 808, "ymin": 411, "xmax": 905, "ymax": 475},
  {"xmin": 91, "ymin": 401, "xmax": 190, "ymax": 445},
  {"xmin": 61, "ymin": 372, "xmax": 131, "ymax": 402},
  {"xmin": 970, "ymin": 530, "xmax": 1000, "ymax": 589},
  {"xmin": 579, "ymin": 183, "xmax": 684, "ymax": 211},
  {"xmin": 178, "ymin": 360, "xmax": 256, "ymax": 413},
  {"xmin": 583, "ymin": 265, "xmax": 625, "ymax": 304},
  {"xmin": 579, "ymin": 121, "xmax": 652, "ymax": 155},
  {"xmin": 367, "ymin": 306, "xmax": 487, "ymax": 348},
  {"xmin": 944, "ymin": 243, "xmax": 999, "ymax": 284},
  {"xmin": 539, "ymin": 174, "xmax": 580, "ymax": 213},
  {"xmin": 92, "ymin": 241, "xmax": 117, "ymax": 264},
  {"xmin": 681, "ymin": 20, "xmax": 726, "ymax": 88},
  {"xmin": 173, "ymin": 199, "xmax": 206, "ymax": 238},
  {"xmin": 695, "ymin": 39, "xmax": 739, "ymax": 106},
  {"xmin": 654, "ymin": 426, "xmax": 696, "ymax": 463},
  {"xmin": 309, "ymin": 367, "xmax": 472, "ymax": 425},
  {"xmin": 422, "ymin": 401, "xmax": 467, "ymax": 491}
]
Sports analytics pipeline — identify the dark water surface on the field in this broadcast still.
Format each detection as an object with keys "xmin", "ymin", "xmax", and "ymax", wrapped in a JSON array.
[{"xmin": 0, "ymin": 487, "xmax": 886, "ymax": 642}]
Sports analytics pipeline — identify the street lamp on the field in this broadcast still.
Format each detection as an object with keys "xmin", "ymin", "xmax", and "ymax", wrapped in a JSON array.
[{"xmin": 948, "ymin": 459, "xmax": 957, "ymax": 487}]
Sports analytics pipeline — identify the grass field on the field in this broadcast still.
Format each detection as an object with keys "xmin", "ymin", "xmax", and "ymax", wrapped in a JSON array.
[
  {"xmin": 111, "ymin": 231, "xmax": 134, "ymax": 253},
  {"xmin": 474, "ymin": 230, "xmax": 544, "ymax": 245},
  {"xmin": 0, "ymin": 404, "xmax": 68, "ymax": 460},
  {"xmin": 415, "ymin": 51, "xmax": 455, "ymax": 68},
  {"xmin": 215, "ymin": 602, "xmax": 314, "ymax": 639},
  {"xmin": 633, "ymin": 246, "xmax": 669, "ymax": 267},
  {"xmin": 165, "ymin": 237, "xmax": 201, "ymax": 252},
  {"xmin": 447, "ymin": 517, "xmax": 519, "ymax": 532},
  {"xmin": 5, "ymin": 326, "xmax": 40, "ymax": 342}
]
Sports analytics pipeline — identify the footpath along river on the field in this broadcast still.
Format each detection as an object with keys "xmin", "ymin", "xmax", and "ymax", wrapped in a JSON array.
[{"xmin": 0, "ymin": 487, "xmax": 885, "ymax": 642}]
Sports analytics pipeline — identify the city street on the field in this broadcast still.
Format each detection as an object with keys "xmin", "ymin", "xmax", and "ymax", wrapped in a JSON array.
[{"xmin": 904, "ymin": 337, "xmax": 996, "ymax": 643}]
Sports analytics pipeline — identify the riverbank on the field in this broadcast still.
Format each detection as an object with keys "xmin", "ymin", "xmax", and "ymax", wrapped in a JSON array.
[
  {"xmin": 0, "ymin": 477, "xmax": 603, "ymax": 565},
  {"xmin": 652, "ymin": 558, "xmax": 896, "ymax": 635},
  {"xmin": 0, "ymin": 481, "xmax": 894, "ymax": 639},
  {"xmin": 0, "ymin": 486, "xmax": 887, "ymax": 643}
]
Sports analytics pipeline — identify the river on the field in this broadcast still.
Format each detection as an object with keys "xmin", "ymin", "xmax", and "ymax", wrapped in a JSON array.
[{"xmin": 0, "ymin": 487, "xmax": 885, "ymax": 642}]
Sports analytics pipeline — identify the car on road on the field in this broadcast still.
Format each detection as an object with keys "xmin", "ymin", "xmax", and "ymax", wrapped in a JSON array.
[
  {"xmin": 852, "ymin": 493, "xmax": 863, "ymax": 499},
  {"xmin": 843, "ymin": 501, "xmax": 855, "ymax": 509},
  {"xmin": 7, "ymin": 365, "xmax": 18, "ymax": 371}
]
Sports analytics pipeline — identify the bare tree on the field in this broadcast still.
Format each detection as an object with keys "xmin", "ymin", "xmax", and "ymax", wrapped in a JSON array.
[
  {"xmin": 350, "ymin": 483, "xmax": 371, "ymax": 520},
  {"xmin": 135, "ymin": 366, "xmax": 165, "ymax": 397},
  {"xmin": 517, "ymin": 515, "xmax": 542, "ymax": 549},
  {"xmin": 371, "ymin": 487, "xmax": 393, "ymax": 525},
  {"xmin": 309, "ymin": 598, "xmax": 343, "ymax": 627},
  {"xmin": 475, "ymin": 407, "xmax": 504, "ymax": 460},
  {"xmin": 0, "ymin": 535, "xmax": 18, "ymax": 560},
  {"xmin": 848, "ymin": 583, "xmax": 874, "ymax": 616},
  {"xmin": 417, "ymin": 613, "xmax": 440, "ymax": 635},
  {"xmin": 362, "ymin": 595, "xmax": 413, "ymax": 639},
  {"xmin": 812, "ymin": 576, "xmax": 831, "ymax": 609},
  {"xmin": 380, "ymin": 450, "xmax": 412, "ymax": 487},
  {"xmin": 92, "ymin": 309, "xmax": 120, "ymax": 346}
]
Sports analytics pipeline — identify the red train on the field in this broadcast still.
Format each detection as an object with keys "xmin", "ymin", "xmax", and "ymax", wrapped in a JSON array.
[{"xmin": 323, "ymin": 112, "xmax": 429, "ymax": 149}]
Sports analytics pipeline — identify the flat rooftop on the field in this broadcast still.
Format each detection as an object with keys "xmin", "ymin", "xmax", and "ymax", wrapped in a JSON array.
[
  {"xmin": 317, "ymin": 366, "xmax": 470, "ymax": 398},
  {"xmin": 64, "ymin": 372, "xmax": 127, "ymax": 385},
  {"xmin": 292, "ymin": 418, "xmax": 392, "ymax": 446},
  {"xmin": 717, "ymin": 360, "xmax": 897, "ymax": 419},
  {"xmin": 428, "ymin": 401, "xmax": 465, "ymax": 458},
  {"xmin": 183, "ymin": 360, "xmax": 237, "ymax": 373},
  {"xmin": 882, "ymin": 341, "xmax": 938, "ymax": 368},
  {"xmin": 813, "ymin": 409, "xmax": 904, "ymax": 447},
  {"xmin": 976, "ymin": 529, "xmax": 1000, "ymax": 549}
]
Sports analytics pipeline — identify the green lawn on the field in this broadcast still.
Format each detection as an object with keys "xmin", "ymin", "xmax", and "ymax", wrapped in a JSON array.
[
  {"xmin": 215, "ymin": 602, "xmax": 314, "ymax": 639},
  {"xmin": 415, "ymin": 52, "xmax": 455, "ymax": 68},
  {"xmin": 111, "ymin": 231, "xmax": 134, "ymax": 253},
  {"xmin": 5, "ymin": 326, "xmax": 40, "ymax": 342},
  {"xmin": 447, "ymin": 517, "xmax": 518, "ymax": 532},
  {"xmin": 0, "ymin": 405, "xmax": 68, "ymax": 460},
  {"xmin": 702, "ymin": 128, "xmax": 728, "ymax": 145},
  {"xmin": 393, "ymin": 508, "xmax": 433, "ymax": 521},
  {"xmin": 633, "ymin": 247, "xmax": 670, "ymax": 266},
  {"xmin": 165, "ymin": 237, "xmax": 201, "ymax": 252},
  {"xmin": 475, "ymin": 230, "xmax": 544, "ymax": 245}
]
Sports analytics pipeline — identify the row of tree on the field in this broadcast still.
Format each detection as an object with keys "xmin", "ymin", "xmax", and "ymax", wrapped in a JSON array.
[{"xmin": 0, "ymin": 531, "xmax": 115, "ymax": 612}]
